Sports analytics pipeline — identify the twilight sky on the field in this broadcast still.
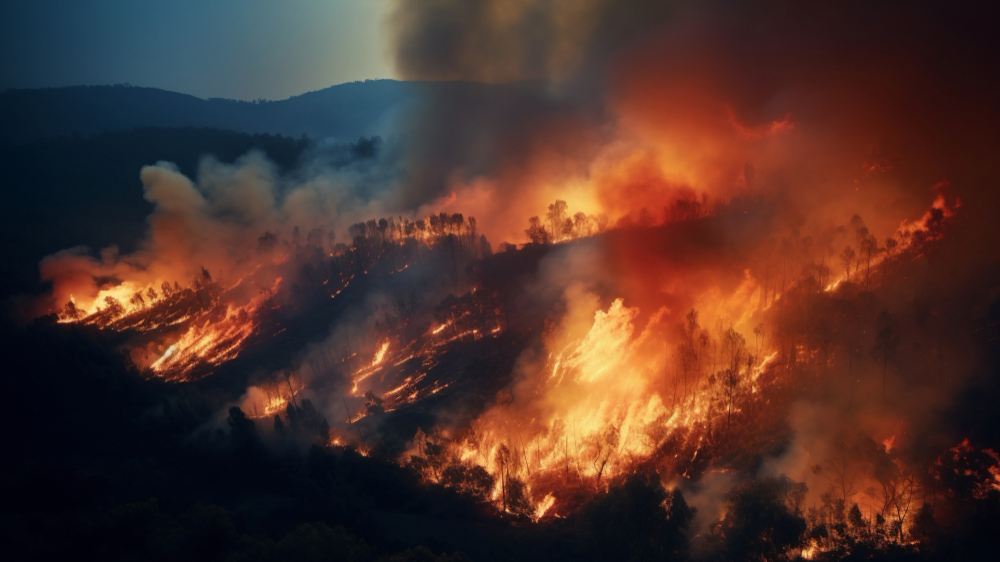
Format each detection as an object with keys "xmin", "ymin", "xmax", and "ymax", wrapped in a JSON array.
[{"xmin": 0, "ymin": 0, "xmax": 394, "ymax": 101}]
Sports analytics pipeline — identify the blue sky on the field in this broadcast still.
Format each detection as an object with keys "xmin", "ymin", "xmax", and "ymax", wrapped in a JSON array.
[{"xmin": 0, "ymin": 0, "xmax": 394, "ymax": 100}]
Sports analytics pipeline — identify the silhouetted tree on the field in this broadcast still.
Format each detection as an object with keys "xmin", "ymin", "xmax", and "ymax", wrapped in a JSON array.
[
  {"xmin": 441, "ymin": 463, "xmax": 495, "ymax": 501},
  {"xmin": 872, "ymin": 311, "xmax": 900, "ymax": 400},
  {"xmin": 840, "ymin": 246, "xmax": 856, "ymax": 282},
  {"xmin": 226, "ymin": 406, "xmax": 259, "ymax": 449},
  {"xmin": 525, "ymin": 216, "xmax": 549, "ymax": 245},
  {"xmin": 711, "ymin": 477, "xmax": 807, "ymax": 561},
  {"xmin": 504, "ymin": 476, "xmax": 534, "ymax": 519},
  {"xmin": 573, "ymin": 473, "xmax": 694, "ymax": 562},
  {"xmin": 274, "ymin": 414, "xmax": 287, "ymax": 439},
  {"xmin": 546, "ymin": 200, "xmax": 569, "ymax": 241}
]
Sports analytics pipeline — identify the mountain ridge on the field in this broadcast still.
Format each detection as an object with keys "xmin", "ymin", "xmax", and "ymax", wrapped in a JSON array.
[{"xmin": 0, "ymin": 80, "xmax": 418, "ymax": 145}]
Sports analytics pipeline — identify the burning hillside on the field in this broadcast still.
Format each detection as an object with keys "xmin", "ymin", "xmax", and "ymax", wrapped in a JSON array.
[
  {"xmin": 37, "ymin": 173, "xmax": 975, "ymax": 545},
  {"xmin": 27, "ymin": 104, "xmax": 994, "ymax": 560},
  {"xmin": 9, "ymin": 1, "xmax": 1000, "ymax": 560},
  {"xmin": 390, "ymin": 193, "xmax": 966, "ymax": 528}
]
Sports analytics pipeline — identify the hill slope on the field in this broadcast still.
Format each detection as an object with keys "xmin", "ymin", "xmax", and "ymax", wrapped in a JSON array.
[{"xmin": 0, "ymin": 80, "xmax": 418, "ymax": 145}]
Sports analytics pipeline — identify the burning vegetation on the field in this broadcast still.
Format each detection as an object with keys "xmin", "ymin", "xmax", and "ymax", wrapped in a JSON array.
[
  {"xmin": 24, "ymin": 119, "xmax": 997, "ymax": 560},
  {"xmin": 47, "ymin": 206, "xmax": 493, "ymax": 381},
  {"xmin": 8, "ymin": 1, "xmax": 1000, "ymax": 560},
  {"xmin": 33, "ymin": 172, "xmax": 993, "ymax": 560}
]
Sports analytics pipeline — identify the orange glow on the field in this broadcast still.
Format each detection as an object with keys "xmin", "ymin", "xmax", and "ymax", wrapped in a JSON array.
[
  {"xmin": 371, "ymin": 340, "xmax": 390, "ymax": 366},
  {"xmin": 427, "ymin": 294, "xmax": 755, "ymax": 512},
  {"xmin": 534, "ymin": 493, "xmax": 556, "ymax": 520}
]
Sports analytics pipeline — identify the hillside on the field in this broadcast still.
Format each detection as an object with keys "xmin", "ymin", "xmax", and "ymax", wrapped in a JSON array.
[{"xmin": 0, "ymin": 80, "xmax": 418, "ymax": 146}]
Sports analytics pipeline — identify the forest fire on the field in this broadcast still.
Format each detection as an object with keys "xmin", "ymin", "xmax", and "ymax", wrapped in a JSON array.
[
  {"xmin": 54, "ymin": 274, "xmax": 278, "ymax": 379},
  {"xmin": 9, "ymin": 1, "xmax": 1000, "ymax": 560},
  {"xmin": 46, "ymin": 207, "xmax": 494, "ymax": 380},
  {"xmin": 29, "ymin": 116, "xmax": 985, "ymax": 559},
  {"xmin": 387, "ymin": 191, "xmax": 969, "ymax": 543},
  {"xmin": 35, "ymin": 154, "xmax": 975, "ymax": 545},
  {"xmin": 348, "ymin": 301, "xmax": 507, "ymax": 413}
]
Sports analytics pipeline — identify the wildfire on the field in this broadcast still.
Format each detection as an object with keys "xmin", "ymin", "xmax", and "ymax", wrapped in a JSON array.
[
  {"xmin": 534, "ymin": 493, "xmax": 556, "ymax": 520},
  {"xmin": 39, "ymin": 162, "xmax": 966, "ymax": 556},
  {"xmin": 350, "ymin": 340, "xmax": 392, "ymax": 395},
  {"xmin": 45, "ymin": 204, "xmax": 492, "ymax": 382},
  {"xmin": 242, "ymin": 375, "xmax": 305, "ymax": 419},
  {"xmin": 824, "ymin": 194, "xmax": 956, "ymax": 292},
  {"xmin": 410, "ymin": 293, "xmax": 762, "ymax": 518},
  {"xmin": 148, "ymin": 304, "xmax": 260, "ymax": 377},
  {"xmin": 371, "ymin": 340, "xmax": 390, "ymax": 366},
  {"xmin": 399, "ymin": 193, "xmax": 956, "ymax": 524}
]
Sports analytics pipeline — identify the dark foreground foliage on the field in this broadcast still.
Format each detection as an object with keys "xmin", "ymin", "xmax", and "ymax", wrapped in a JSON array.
[{"xmin": 0, "ymin": 317, "xmax": 693, "ymax": 562}]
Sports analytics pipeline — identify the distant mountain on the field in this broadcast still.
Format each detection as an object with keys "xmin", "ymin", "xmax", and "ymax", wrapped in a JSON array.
[{"xmin": 0, "ymin": 80, "xmax": 419, "ymax": 146}]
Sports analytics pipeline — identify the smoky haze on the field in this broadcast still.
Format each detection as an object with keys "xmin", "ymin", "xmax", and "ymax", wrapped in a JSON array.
[{"xmin": 386, "ymin": 0, "xmax": 1000, "ymax": 248}]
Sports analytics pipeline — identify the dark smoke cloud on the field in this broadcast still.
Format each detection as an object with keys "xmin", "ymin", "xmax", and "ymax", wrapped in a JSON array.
[
  {"xmin": 386, "ymin": 0, "xmax": 1000, "ymax": 248},
  {"xmin": 387, "ymin": 0, "xmax": 672, "ymax": 84}
]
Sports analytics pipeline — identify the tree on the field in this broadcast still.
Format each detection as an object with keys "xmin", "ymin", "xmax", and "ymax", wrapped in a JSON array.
[
  {"xmin": 872, "ymin": 311, "xmax": 900, "ymax": 400},
  {"xmin": 318, "ymin": 419, "xmax": 330, "ymax": 444},
  {"xmin": 678, "ymin": 309, "xmax": 705, "ymax": 397},
  {"xmin": 504, "ymin": 476, "xmax": 534, "ymax": 519},
  {"xmin": 909, "ymin": 502, "xmax": 936, "ymax": 543},
  {"xmin": 858, "ymin": 435, "xmax": 917, "ymax": 542},
  {"xmin": 719, "ymin": 327, "xmax": 749, "ymax": 429},
  {"xmin": 586, "ymin": 424, "xmax": 619, "ymax": 484},
  {"xmin": 882, "ymin": 236, "xmax": 899, "ymax": 284},
  {"xmin": 62, "ymin": 300, "xmax": 83, "ymax": 320},
  {"xmin": 933, "ymin": 440, "xmax": 1000, "ymax": 502},
  {"xmin": 840, "ymin": 246, "xmax": 856, "ymax": 282},
  {"xmin": 858, "ymin": 228, "xmax": 879, "ymax": 291},
  {"xmin": 572, "ymin": 473, "xmax": 694, "ymax": 562},
  {"xmin": 666, "ymin": 197, "xmax": 705, "ymax": 222},
  {"xmin": 273, "ymin": 522, "xmax": 375, "ymax": 562},
  {"xmin": 826, "ymin": 440, "xmax": 859, "ymax": 505},
  {"xmin": 226, "ymin": 406, "xmax": 259, "ymax": 449},
  {"xmin": 572, "ymin": 212, "xmax": 592, "ymax": 237},
  {"xmin": 495, "ymin": 444, "xmax": 511, "ymax": 511},
  {"xmin": 274, "ymin": 414, "xmax": 287, "ymax": 439},
  {"xmin": 103, "ymin": 296, "xmax": 125, "ymax": 318},
  {"xmin": 753, "ymin": 322, "xmax": 764, "ymax": 356},
  {"xmin": 441, "ymin": 463, "xmax": 495, "ymax": 501},
  {"xmin": 467, "ymin": 216, "xmax": 478, "ymax": 257},
  {"xmin": 525, "ymin": 216, "xmax": 549, "ymax": 245},
  {"xmin": 712, "ymin": 477, "xmax": 807, "ymax": 561},
  {"xmin": 546, "ymin": 200, "xmax": 568, "ymax": 241}
]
